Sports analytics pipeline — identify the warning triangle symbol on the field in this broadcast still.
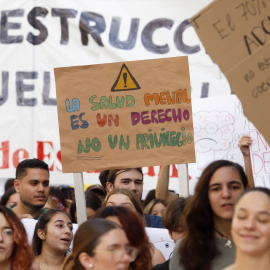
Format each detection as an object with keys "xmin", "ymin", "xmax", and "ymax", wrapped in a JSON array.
[{"xmin": 111, "ymin": 64, "xmax": 141, "ymax": 92}]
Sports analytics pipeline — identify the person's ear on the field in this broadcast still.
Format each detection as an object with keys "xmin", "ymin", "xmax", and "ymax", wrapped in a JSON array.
[
  {"xmin": 168, "ymin": 231, "xmax": 173, "ymax": 241},
  {"xmin": 14, "ymin": 179, "xmax": 20, "ymax": 193},
  {"xmin": 79, "ymin": 252, "xmax": 93, "ymax": 269},
  {"xmin": 37, "ymin": 229, "xmax": 45, "ymax": 240},
  {"xmin": 106, "ymin": 182, "xmax": 114, "ymax": 192}
]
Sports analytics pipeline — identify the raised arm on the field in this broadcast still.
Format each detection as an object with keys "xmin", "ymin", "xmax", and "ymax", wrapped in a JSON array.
[
  {"xmin": 155, "ymin": 165, "xmax": 178, "ymax": 205},
  {"xmin": 239, "ymin": 135, "xmax": 254, "ymax": 188}
]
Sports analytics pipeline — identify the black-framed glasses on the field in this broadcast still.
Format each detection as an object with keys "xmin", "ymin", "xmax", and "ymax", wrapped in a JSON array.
[{"xmin": 93, "ymin": 246, "xmax": 138, "ymax": 262}]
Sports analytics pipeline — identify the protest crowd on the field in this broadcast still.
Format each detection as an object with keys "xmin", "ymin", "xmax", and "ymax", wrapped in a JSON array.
[
  {"xmin": 1, "ymin": 135, "xmax": 270, "ymax": 270},
  {"xmin": 1, "ymin": 0, "xmax": 270, "ymax": 269}
]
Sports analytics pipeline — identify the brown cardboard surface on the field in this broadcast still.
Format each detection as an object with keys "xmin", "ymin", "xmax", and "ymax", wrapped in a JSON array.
[
  {"xmin": 190, "ymin": 0, "xmax": 270, "ymax": 144},
  {"xmin": 54, "ymin": 57, "xmax": 195, "ymax": 173}
]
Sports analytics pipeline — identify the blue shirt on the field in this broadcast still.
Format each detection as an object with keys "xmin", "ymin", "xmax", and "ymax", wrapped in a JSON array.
[{"xmin": 144, "ymin": 213, "xmax": 164, "ymax": 228}]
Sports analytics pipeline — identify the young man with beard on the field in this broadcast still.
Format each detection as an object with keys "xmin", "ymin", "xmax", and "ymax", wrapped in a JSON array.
[{"xmin": 13, "ymin": 158, "xmax": 50, "ymax": 220}]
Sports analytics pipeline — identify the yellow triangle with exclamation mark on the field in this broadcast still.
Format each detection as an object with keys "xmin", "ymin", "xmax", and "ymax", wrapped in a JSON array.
[{"xmin": 111, "ymin": 64, "xmax": 141, "ymax": 92}]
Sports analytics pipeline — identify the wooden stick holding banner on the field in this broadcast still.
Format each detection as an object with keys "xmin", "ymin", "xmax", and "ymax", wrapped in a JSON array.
[
  {"xmin": 177, "ymin": 164, "xmax": 189, "ymax": 197},
  {"xmin": 73, "ymin": 173, "xmax": 87, "ymax": 225}
]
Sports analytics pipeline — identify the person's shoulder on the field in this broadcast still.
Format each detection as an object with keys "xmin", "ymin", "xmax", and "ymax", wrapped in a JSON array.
[
  {"xmin": 11, "ymin": 206, "xmax": 34, "ymax": 219},
  {"xmin": 34, "ymin": 208, "xmax": 46, "ymax": 220},
  {"xmin": 151, "ymin": 259, "xmax": 169, "ymax": 270},
  {"xmin": 174, "ymin": 238, "xmax": 181, "ymax": 248},
  {"xmin": 169, "ymin": 239, "xmax": 183, "ymax": 270},
  {"xmin": 222, "ymin": 264, "xmax": 234, "ymax": 270}
]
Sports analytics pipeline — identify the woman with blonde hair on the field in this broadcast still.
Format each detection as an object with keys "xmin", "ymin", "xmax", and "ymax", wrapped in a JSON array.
[
  {"xmin": 144, "ymin": 199, "xmax": 166, "ymax": 217},
  {"xmin": 170, "ymin": 160, "xmax": 249, "ymax": 270},
  {"xmin": 103, "ymin": 189, "xmax": 144, "ymax": 219}
]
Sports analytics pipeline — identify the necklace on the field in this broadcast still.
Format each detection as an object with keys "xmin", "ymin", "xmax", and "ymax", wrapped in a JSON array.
[{"xmin": 214, "ymin": 229, "xmax": 232, "ymax": 248}]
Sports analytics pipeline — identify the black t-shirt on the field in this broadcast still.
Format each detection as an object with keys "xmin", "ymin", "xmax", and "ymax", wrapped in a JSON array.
[{"xmin": 151, "ymin": 259, "xmax": 170, "ymax": 270}]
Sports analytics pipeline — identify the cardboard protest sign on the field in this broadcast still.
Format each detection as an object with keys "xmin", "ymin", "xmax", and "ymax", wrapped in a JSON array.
[
  {"xmin": 190, "ymin": 0, "xmax": 270, "ymax": 144},
  {"xmin": 54, "ymin": 57, "xmax": 195, "ymax": 173}
]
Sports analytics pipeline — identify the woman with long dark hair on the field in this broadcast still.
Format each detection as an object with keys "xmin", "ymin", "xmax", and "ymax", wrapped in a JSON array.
[
  {"xmin": 32, "ymin": 209, "xmax": 73, "ymax": 270},
  {"xmin": 170, "ymin": 160, "xmax": 248, "ymax": 270}
]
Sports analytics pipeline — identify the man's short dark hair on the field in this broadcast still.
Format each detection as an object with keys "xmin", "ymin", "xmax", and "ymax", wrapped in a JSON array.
[{"xmin": 16, "ymin": 158, "xmax": 49, "ymax": 179}]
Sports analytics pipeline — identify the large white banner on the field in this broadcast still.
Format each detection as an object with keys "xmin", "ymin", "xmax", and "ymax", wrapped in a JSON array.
[{"xmin": 0, "ymin": 0, "xmax": 234, "ymax": 187}]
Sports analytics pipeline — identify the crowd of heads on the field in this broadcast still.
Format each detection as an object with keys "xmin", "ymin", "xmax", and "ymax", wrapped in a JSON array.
[{"xmin": 1, "ymin": 158, "xmax": 270, "ymax": 270}]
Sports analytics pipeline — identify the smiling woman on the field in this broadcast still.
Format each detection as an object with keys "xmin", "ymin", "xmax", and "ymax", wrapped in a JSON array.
[
  {"xmin": 223, "ymin": 187, "xmax": 270, "ymax": 270},
  {"xmin": 32, "ymin": 209, "xmax": 73, "ymax": 270}
]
